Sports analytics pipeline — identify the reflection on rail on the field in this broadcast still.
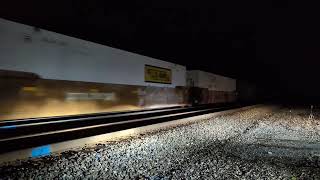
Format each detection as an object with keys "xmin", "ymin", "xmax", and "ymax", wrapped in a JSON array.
[{"xmin": 0, "ymin": 103, "xmax": 243, "ymax": 153}]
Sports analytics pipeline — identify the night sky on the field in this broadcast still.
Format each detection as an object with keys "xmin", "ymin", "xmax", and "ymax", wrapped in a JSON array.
[{"xmin": 1, "ymin": 1, "xmax": 320, "ymax": 102}]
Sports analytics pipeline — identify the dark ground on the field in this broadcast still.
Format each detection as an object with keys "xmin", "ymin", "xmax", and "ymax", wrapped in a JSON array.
[{"xmin": 1, "ymin": 105, "xmax": 320, "ymax": 179}]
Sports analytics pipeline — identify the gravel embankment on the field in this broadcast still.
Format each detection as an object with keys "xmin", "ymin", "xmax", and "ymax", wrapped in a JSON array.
[{"xmin": 1, "ymin": 105, "xmax": 320, "ymax": 179}]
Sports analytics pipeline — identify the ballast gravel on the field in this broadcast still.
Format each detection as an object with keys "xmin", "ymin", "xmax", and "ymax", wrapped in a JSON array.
[{"xmin": 1, "ymin": 105, "xmax": 320, "ymax": 179}]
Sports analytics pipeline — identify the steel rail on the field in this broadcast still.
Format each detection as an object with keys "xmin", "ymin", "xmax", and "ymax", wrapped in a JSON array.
[{"xmin": 0, "ymin": 104, "xmax": 239, "ymax": 153}]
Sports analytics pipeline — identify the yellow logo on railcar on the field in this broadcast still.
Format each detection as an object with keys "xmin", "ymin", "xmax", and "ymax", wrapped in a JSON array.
[{"xmin": 145, "ymin": 65, "xmax": 172, "ymax": 84}]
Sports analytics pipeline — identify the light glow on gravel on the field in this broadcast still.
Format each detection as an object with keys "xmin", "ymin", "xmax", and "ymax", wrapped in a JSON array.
[{"xmin": 1, "ymin": 105, "xmax": 320, "ymax": 179}]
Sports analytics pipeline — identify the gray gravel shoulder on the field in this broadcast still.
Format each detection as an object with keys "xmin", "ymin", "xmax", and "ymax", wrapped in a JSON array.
[{"xmin": 1, "ymin": 106, "xmax": 320, "ymax": 179}]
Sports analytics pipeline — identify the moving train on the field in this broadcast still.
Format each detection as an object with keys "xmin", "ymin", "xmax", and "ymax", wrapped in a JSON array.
[{"xmin": 0, "ymin": 18, "xmax": 256, "ymax": 120}]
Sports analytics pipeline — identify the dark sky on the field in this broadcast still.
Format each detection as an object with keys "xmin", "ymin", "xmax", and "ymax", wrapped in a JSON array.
[{"xmin": 1, "ymin": 1, "xmax": 320, "ymax": 101}]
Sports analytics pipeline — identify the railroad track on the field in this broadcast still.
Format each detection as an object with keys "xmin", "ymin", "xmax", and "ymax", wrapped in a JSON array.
[{"xmin": 0, "ymin": 103, "xmax": 241, "ymax": 153}]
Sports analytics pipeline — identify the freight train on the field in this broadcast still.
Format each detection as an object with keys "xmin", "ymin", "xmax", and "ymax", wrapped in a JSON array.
[{"xmin": 0, "ymin": 18, "xmax": 255, "ymax": 120}]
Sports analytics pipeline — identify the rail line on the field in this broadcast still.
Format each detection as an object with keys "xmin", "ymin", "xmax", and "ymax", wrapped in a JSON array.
[{"xmin": 0, "ymin": 103, "xmax": 242, "ymax": 153}]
